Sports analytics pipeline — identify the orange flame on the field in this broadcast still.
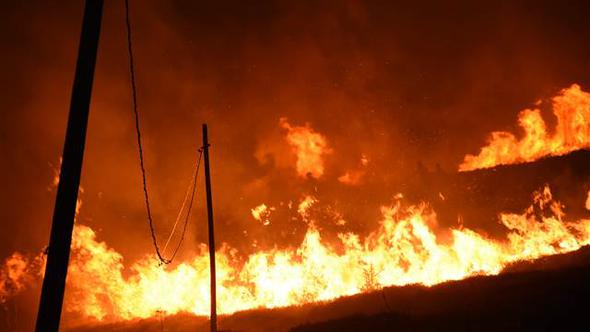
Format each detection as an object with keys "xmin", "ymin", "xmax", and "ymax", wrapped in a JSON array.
[
  {"xmin": 280, "ymin": 118, "xmax": 332, "ymax": 179},
  {"xmin": 2, "ymin": 187, "xmax": 590, "ymax": 324},
  {"xmin": 0, "ymin": 186, "xmax": 567, "ymax": 323},
  {"xmin": 338, "ymin": 154, "xmax": 369, "ymax": 186},
  {"xmin": 460, "ymin": 84, "xmax": 590, "ymax": 171},
  {"xmin": 0, "ymin": 252, "xmax": 44, "ymax": 304},
  {"xmin": 251, "ymin": 203, "xmax": 273, "ymax": 226}
]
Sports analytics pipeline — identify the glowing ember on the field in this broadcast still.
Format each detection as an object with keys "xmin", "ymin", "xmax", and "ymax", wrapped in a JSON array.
[
  {"xmin": 297, "ymin": 195, "xmax": 317, "ymax": 220},
  {"xmin": 280, "ymin": 118, "xmax": 332, "ymax": 179},
  {"xmin": 586, "ymin": 191, "xmax": 590, "ymax": 211},
  {"xmin": 460, "ymin": 84, "xmax": 590, "ymax": 171},
  {"xmin": 251, "ymin": 203, "xmax": 273, "ymax": 226}
]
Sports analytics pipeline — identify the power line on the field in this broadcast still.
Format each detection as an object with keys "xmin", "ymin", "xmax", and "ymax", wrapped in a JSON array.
[
  {"xmin": 164, "ymin": 150, "xmax": 203, "ymax": 263},
  {"xmin": 124, "ymin": 0, "xmax": 199, "ymax": 264}
]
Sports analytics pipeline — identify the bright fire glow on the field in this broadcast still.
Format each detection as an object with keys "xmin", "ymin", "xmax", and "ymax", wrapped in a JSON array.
[
  {"xmin": 460, "ymin": 84, "xmax": 590, "ymax": 171},
  {"xmin": 251, "ymin": 203, "xmax": 273, "ymax": 226},
  {"xmin": 3, "ymin": 85, "xmax": 590, "ymax": 325},
  {"xmin": 2, "ymin": 186, "xmax": 590, "ymax": 323},
  {"xmin": 280, "ymin": 118, "xmax": 332, "ymax": 179},
  {"xmin": 0, "ymin": 252, "xmax": 44, "ymax": 304}
]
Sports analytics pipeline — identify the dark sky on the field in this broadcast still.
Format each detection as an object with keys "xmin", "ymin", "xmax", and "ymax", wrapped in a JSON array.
[{"xmin": 1, "ymin": 0, "xmax": 590, "ymax": 288}]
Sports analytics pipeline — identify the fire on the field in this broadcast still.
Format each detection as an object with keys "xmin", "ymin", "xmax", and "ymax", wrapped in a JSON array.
[
  {"xmin": 297, "ymin": 195, "xmax": 317, "ymax": 220},
  {"xmin": 460, "ymin": 84, "xmax": 590, "ymax": 171},
  {"xmin": 338, "ymin": 154, "xmax": 369, "ymax": 186},
  {"xmin": 280, "ymin": 118, "xmax": 332, "ymax": 179},
  {"xmin": 3, "ymin": 186, "xmax": 590, "ymax": 324},
  {"xmin": 64, "ymin": 187, "xmax": 590, "ymax": 320},
  {"xmin": 4, "ymin": 92, "xmax": 590, "ymax": 326},
  {"xmin": 0, "ymin": 252, "xmax": 44, "ymax": 304},
  {"xmin": 251, "ymin": 203, "xmax": 273, "ymax": 226}
]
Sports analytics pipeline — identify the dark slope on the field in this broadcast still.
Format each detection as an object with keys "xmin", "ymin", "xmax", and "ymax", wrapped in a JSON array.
[{"xmin": 406, "ymin": 149, "xmax": 590, "ymax": 234}]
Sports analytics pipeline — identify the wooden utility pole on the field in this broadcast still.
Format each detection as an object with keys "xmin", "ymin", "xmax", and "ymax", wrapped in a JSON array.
[
  {"xmin": 35, "ymin": 1, "xmax": 103, "ymax": 331},
  {"xmin": 202, "ymin": 124, "xmax": 217, "ymax": 332}
]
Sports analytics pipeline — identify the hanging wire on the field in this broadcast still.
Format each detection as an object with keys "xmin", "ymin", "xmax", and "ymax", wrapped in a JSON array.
[
  {"xmin": 163, "ymin": 149, "xmax": 203, "ymax": 263},
  {"xmin": 163, "ymin": 155, "xmax": 198, "ymax": 254},
  {"xmin": 124, "ymin": 0, "xmax": 200, "ymax": 265}
]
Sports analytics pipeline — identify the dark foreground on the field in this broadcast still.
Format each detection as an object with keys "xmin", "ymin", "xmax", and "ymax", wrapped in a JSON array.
[{"xmin": 71, "ymin": 246, "xmax": 590, "ymax": 332}]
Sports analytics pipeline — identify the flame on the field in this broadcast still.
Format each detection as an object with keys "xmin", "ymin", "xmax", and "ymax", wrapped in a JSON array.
[
  {"xmin": 0, "ymin": 253, "xmax": 29, "ymax": 303},
  {"xmin": 338, "ymin": 154, "xmax": 369, "ymax": 186},
  {"xmin": 297, "ymin": 195, "xmax": 317, "ymax": 220},
  {"xmin": 4, "ymin": 98, "xmax": 590, "ymax": 325},
  {"xmin": 459, "ymin": 84, "xmax": 590, "ymax": 171},
  {"xmin": 3, "ymin": 186, "xmax": 589, "ymax": 324},
  {"xmin": 0, "ymin": 252, "xmax": 44, "ymax": 304},
  {"xmin": 280, "ymin": 118, "xmax": 332, "ymax": 179},
  {"xmin": 251, "ymin": 203, "xmax": 273, "ymax": 226}
]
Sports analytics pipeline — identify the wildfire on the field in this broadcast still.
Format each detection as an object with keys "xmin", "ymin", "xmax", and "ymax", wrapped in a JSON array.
[
  {"xmin": 280, "ymin": 118, "xmax": 332, "ymax": 179},
  {"xmin": 0, "ymin": 253, "xmax": 44, "ymax": 304},
  {"xmin": 338, "ymin": 154, "xmax": 369, "ymax": 186},
  {"xmin": 3, "ymin": 86, "xmax": 590, "ymax": 326},
  {"xmin": 251, "ymin": 203, "xmax": 273, "ymax": 226},
  {"xmin": 460, "ymin": 84, "xmax": 590, "ymax": 171},
  {"xmin": 2, "ymin": 186, "xmax": 590, "ymax": 324}
]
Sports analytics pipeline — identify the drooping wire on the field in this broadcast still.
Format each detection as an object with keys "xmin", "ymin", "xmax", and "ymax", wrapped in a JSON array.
[
  {"xmin": 124, "ymin": 0, "xmax": 200, "ymax": 265},
  {"xmin": 163, "ymin": 149, "xmax": 203, "ymax": 263},
  {"xmin": 163, "ymin": 157, "xmax": 197, "ymax": 253}
]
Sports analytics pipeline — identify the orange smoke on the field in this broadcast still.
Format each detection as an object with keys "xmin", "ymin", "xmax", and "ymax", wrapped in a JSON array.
[
  {"xmin": 0, "ymin": 186, "xmax": 581, "ymax": 324},
  {"xmin": 459, "ymin": 84, "xmax": 590, "ymax": 171},
  {"xmin": 0, "ymin": 252, "xmax": 44, "ymax": 304},
  {"xmin": 338, "ymin": 154, "xmax": 369, "ymax": 185},
  {"xmin": 280, "ymin": 118, "xmax": 332, "ymax": 179}
]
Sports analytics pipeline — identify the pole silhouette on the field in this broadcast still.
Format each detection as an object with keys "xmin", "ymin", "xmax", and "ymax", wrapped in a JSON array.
[
  {"xmin": 202, "ymin": 124, "xmax": 217, "ymax": 332},
  {"xmin": 35, "ymin": 1, "xmax": 103, "ymax": 331}
]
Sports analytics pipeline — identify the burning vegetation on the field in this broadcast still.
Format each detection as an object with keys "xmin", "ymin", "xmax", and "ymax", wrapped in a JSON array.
[
  {"xmin": 460, "ymin": 84, "xmax": 590, "ymax": 171},
  {"xmin": 3, "ymin": 2, "xmax": 590, "ymax": 330},
  {"xmin": 2, "ymin": 84, "xmax": 590, "ymax": 327}
]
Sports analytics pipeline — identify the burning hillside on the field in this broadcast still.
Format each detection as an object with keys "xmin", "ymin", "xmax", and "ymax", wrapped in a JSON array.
[
  {"xmin": 2, "ymin": 1, "xmax": 590, "ymax": 331},
  {"xmin": 460, "ymin": 84, "xmax": 590, "ymax": 171},
  {"xmin": 2, "ymin": 84, "xmax": 590, "ymax": 329}
]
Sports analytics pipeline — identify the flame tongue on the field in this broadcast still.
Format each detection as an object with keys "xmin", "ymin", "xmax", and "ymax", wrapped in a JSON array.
[
  {"xmin": 2, "ymin": 85, "xmax": 590, "ymax": 325},
  {"xmin": 460, "ymin": 84, "xmax": 590, "ymax": 171},
  {"xmin": 1, "ymin": 186, "xmax": 585, "ymax": 323},
  {"xmin": 280, "ymin": 118, "xmax": 332, "ymax": 179}
]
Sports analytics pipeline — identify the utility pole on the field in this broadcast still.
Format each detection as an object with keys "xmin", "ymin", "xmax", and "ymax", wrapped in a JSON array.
[
  {"xmin": 202, "ymin": 124, "xmax": 217, "ymax": 332},
  {"xmin": 35, "ymin": 1, "xmax": 103, "ymax": 331}
]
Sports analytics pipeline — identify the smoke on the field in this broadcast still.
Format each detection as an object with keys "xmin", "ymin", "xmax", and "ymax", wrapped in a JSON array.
[
  {"xmin": 2, "ymin": 0, "xmax": 590, "ymax": 329},
  {"xmin": 0, "ymin": 254, "xmax": 39, "ymax": 304}
]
